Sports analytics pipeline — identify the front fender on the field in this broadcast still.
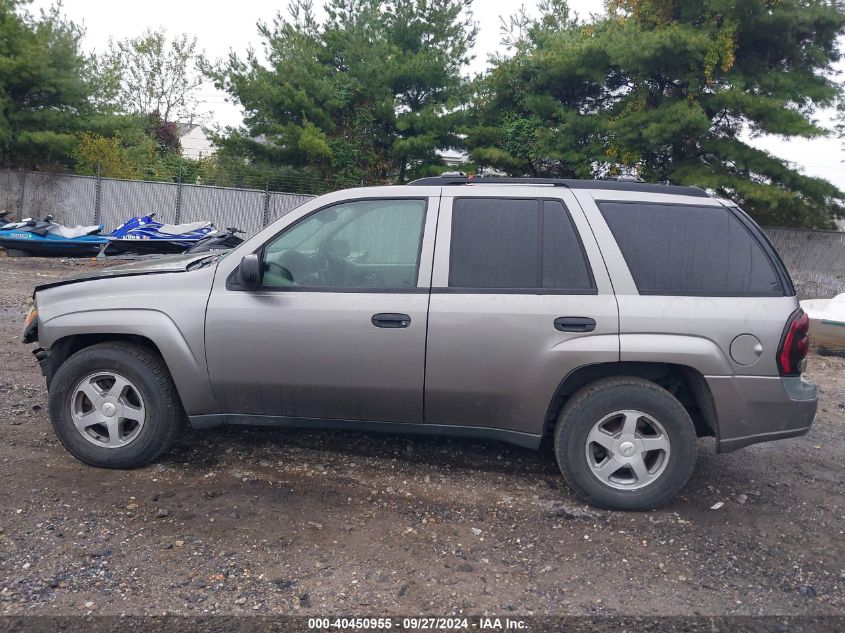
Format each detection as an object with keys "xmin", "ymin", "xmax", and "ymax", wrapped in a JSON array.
[{"xmin": 40, "ymin": 308, "xmax": 218, "ymax": 415}]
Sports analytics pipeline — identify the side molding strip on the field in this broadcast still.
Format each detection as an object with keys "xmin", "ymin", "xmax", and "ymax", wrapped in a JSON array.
[{"xmin": 189, "ymin": 414, "xmax": 543, "ymax": 450}]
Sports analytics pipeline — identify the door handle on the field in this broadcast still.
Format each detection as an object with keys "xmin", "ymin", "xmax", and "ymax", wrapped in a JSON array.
[
  {"xmin": 372, "ymin": 313, "xmax": 412, "ymax": 328},
  {"xmin": 554, "ymin": 317, "xmax": 596, "ymax": 332}
]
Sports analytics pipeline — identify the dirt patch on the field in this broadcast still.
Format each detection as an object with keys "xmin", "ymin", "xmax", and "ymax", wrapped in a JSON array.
[{"xmin": 0, "ymin": 257, "xmax": 842, "ymax": 617}]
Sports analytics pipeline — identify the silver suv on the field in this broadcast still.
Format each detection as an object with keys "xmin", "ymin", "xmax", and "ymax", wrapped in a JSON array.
[{"xmin": 22, "ymin": 177, "xmax": 818, "ymax": 510}]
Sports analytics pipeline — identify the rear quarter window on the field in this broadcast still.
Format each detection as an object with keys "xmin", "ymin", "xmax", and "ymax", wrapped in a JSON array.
[{"xmin": 598, "ymin": 202, "xmax": 783, "ymax": 296}]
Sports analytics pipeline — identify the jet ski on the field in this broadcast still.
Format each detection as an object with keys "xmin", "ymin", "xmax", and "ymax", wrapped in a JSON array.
[
  {"xmin": 1, "ymin": 215, "xmax": 34, "ymax": 230},
  {"xmin": 107, "ymin": 214, "xmax": 218, "ymax": 254},
  {"xmin": 185, "ymin": 227, "xmax": 245, "ymax": 253},
  {"xmin": 0, "ymin": 215, "xmax": 107, "ymax": 257}
]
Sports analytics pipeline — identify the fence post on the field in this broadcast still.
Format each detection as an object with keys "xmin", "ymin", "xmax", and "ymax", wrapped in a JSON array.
[
  {"xmin": 93, "ymin": 163, "xmax": 102, "ymax": 226},
  {"xmin": 262, "ymin": 181, "xmax": 271, "ymax": 228},
  {"xmin": 16, "ymin": 169, "xmax": 26, "ymax": 221},
  {"xmin": 175, "ymin": 163, "xmax": 184, "ymax": 224}
]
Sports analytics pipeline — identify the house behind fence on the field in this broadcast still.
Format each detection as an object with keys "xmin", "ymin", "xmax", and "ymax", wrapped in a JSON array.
[{"xmin": 1, "ymin": 169, "xmax": 844, "ymax": 299}]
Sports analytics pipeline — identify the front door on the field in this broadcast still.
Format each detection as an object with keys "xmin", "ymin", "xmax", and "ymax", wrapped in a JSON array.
[{"xmin": 204, "ymin": 196, "xmax": 437, "ymax": 423}]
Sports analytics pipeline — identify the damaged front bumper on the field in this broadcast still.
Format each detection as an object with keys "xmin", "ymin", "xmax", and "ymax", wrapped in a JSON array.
[
  {"xmin": 21, "ymin": 305, "xmax": 38, "ymax": 344},
  {"xmin": 23, "ymin": 304, "xmax": 51, "ymax": 382},
  {"xmin": 32, "ymin": 348, "xmax": 50, "ymax": 378}
]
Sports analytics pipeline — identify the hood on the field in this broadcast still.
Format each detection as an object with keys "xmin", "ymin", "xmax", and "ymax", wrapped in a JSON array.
[{"xmin": 34, "ymin": 252, "xmax": 218, "ymax": 292}]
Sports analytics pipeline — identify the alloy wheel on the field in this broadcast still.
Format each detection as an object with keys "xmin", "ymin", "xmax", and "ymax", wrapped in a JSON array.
[
  {"xmin": 70, "ymin": 372, "xmax": 146, "ymax": 448},
  {"xmin": 584, "ymin": 409, "xmax": 671, "ymax": 490}
]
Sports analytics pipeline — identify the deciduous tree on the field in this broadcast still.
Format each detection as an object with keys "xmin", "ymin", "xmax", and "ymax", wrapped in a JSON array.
[
  {"xmin": 99, "ymin": 29, "xmax": 204, "ymax": 122},
  {"xmin": 73, "ymin": 132, "xmax": 139, "ymax": 179}
]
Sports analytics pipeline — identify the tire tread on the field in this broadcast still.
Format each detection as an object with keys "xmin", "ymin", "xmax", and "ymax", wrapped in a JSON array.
[
  {"xmin": 554, "ymin": 376, "xmax": 697, "ymax": 511},
  {"xmin": 48, "ymin": 342, "xmax": 184, "ymax": 469}
]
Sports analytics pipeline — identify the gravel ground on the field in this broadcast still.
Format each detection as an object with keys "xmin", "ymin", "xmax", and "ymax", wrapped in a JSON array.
[{"xmin": 0, "ymin": 256, "xmax": 842, "ymax": 618}]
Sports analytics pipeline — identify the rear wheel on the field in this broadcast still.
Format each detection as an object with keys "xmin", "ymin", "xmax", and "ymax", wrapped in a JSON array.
[
  {"xmin": 554, "ymin": 376, "xmax": 697, "ymax": 510},
  {"xmin": 48, "ymin": 342, "xmax": 183, "ymax": 468}
]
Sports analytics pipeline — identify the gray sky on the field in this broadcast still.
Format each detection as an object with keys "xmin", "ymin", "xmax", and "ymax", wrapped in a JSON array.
[{"xmin": 36, "ymin": 0, "xmax": 845, "ymax": 190}]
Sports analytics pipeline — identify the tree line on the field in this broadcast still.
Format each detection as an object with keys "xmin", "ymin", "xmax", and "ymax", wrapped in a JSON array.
[{"xmin": 2, "ymin": 0, "xmax": 844, "ymax": 228}]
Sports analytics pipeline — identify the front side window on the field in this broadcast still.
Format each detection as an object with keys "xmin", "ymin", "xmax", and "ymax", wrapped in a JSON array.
[
  {"xmin": 598, "ymin": 202, "xmax": 783, "ymax": 296},
  {"xmin": 448, "ymin": 197, "xmax": 595, "ymax": 291},
  {"xmin": 262, "ymin": 199, "xmax": 426, "ymax": 289}
]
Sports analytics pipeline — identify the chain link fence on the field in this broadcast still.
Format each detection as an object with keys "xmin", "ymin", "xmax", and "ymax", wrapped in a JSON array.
[
  {"xmin": 2, "ymin": 168, "xmax": 844, "ymax": 298},
  {"xmin": 764, "ymin": 228, "xmax": 845, "ymax": 299},
  {"xmin": 0, "ymin": 169, "xmax": 312, "ymax": 235}
]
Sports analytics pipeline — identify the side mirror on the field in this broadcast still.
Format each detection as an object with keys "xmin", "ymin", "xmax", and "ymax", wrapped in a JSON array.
[{"xmin": 238, "ymin": 253, "xmax": 262, "ymax": 289}]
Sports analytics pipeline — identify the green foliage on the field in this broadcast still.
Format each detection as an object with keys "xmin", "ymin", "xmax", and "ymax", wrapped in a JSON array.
[
  {"xmin": 206, "ymin": 0, "xmax": 477, "ymax": 188},
  {"xmin": 73, "ymin": 132, "xmax": 139, "ymax": 179},
  {"xmin": 2, "ymin": 0, "xmax": 844, "ymax": 229},
  {"xmin": 0, "ymin": 0, "xmax": 95, "ymax": 168},
  {"xmin": 190, "ymin": 153, "xmax": 341, "ymax": 194},
  {"xmin": 72, "ymin": 110, "xmax": 203, "ymax": 183},
  {"xmin": 468, "ymin": 0, "xmax": 845, "ymax": 228}
]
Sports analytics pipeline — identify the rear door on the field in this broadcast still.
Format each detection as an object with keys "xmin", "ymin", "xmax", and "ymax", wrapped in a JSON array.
[
  {"xmin": 424, "ymin": 188, "xmax": 619, "ymax": 440},
  {"xmin": 577, "ymin": 191, "xmax": 796, "ymax": 377}
]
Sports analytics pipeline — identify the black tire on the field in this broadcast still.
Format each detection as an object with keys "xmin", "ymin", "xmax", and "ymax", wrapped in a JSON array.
[
  {"xmin": 554, "ymin": 376, "xmax": 697, "ymax": 511},
  {"xmin": 48, "ymin": 342, "xmax": 184, "ymax": 468}
]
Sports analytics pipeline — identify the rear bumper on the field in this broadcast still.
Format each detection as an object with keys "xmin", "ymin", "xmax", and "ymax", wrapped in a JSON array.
[{"xmin": 705, "ymin": 375, "xmax": 818, "ymax": 452}]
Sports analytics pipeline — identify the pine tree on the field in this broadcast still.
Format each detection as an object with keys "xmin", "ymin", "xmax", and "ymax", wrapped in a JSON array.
[
  {"xmin": 206, "ymin": 0, "xmax": 476, "ymax": 190},
  {"xmin": 0, "ymin": 1, "xmax": 95, "ymax": 168},
  {"xmin": 468, "ymin": 0, "xmax": 845, "ymax": 228}
]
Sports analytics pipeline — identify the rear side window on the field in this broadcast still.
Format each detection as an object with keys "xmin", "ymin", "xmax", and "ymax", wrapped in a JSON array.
[
  {"xmin": 449, "ymin": 198, "xmax": 594, "ymax": 291},
  {"xmin": 598, "ymin": 202, "xmax": 783, "ymax": 296}
]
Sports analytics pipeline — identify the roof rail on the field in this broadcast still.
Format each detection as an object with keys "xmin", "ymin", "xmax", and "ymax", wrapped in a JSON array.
[{"xmin": 406, "ymin": 175, "xmax": 709, "ymax": 198}]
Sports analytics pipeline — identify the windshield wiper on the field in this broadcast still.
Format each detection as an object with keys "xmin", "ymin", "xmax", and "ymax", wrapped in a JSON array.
[{"xmin": 186, "ymin": 253, "xmax": 225, "ymax": 271}]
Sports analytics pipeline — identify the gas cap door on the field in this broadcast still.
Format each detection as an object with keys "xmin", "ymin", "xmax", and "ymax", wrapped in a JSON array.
[{"xmin": 730, "ymin": 333, "xmax": 763, "ymax": 366}]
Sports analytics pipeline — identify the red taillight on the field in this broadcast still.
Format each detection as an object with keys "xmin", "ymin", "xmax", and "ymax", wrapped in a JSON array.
[{"xmin": 778, "ymin": 310, "xmax": 810, "ymax": 376}]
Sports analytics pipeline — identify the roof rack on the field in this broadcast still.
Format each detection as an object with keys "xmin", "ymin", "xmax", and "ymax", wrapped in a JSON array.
[{"xmin": 406, "ymin": 175, "xmax": 709, "ymax": 198}]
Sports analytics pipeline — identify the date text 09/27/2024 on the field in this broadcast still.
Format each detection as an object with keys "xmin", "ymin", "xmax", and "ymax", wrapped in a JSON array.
[{"xmin": 306, "ymin": 617, "xmax": 528, "ymax": 630}]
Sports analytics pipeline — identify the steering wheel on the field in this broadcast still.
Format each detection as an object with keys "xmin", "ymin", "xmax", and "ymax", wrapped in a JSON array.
[
  {"xmin": 265, "ymin": 261, "xmax": 295, "ymax": 284},
  {"xmin": 271, "ymin": 249, "xmax": 319, "ymax": 285},
  {"xmin": 313, "ymin": 245, "xmax": 351, "ymax": 286}
]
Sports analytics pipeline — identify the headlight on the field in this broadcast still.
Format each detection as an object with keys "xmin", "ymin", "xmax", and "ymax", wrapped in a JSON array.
[{"xmin": 22, "ymin": 306, "xmax": 39, "ymax": 344}]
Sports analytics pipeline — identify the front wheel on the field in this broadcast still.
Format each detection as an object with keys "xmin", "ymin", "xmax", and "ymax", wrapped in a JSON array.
[
  {"xmin": 48, "ymin": 342, "xmax": 183, "ymax": 468},
  {"xmin": 554, "ymin": 376, "xmax": 697, "ymax": 511}
]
